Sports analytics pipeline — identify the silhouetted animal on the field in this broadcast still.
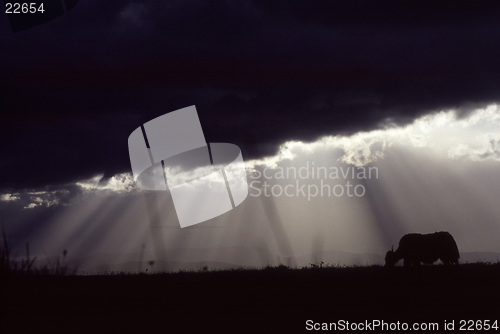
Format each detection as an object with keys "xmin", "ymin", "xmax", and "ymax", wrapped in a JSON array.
[{"xmin": 385, "ymin": 232, "xmax": 459, "ymax": 267}]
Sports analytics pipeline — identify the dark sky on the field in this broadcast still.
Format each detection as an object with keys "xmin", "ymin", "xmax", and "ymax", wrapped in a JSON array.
[{"xmin": 2, "ymin": 0, "xmax": 500, "ymax": 189}]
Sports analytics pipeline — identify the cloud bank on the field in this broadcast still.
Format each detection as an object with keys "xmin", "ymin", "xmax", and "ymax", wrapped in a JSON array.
[{"xmin": 1, "ymin": 104, "xmax": 500, "ymax": 272}]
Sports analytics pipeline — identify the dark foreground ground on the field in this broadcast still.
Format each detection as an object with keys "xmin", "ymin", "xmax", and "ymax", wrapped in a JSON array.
[{"xmin": 1, "ymin": 264, "xmax": 500, "ymax": 333}]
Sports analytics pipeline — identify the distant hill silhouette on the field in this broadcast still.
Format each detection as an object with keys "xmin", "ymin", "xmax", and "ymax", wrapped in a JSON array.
[
  {"xmin": 50, "ymin": 247, "xmax": 500, "ymax": 274},
  {"xmin": 460, "ymin": 252, "xmax": 500, "ymax": 263}
]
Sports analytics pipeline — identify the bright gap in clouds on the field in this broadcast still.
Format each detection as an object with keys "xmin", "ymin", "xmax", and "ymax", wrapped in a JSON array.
[
  {"xmin": 249, "ymin": 104, "xmax": 500, "ymax": 168},
  {"xmin": 1, "ymin": 104, "xmax": 500, "ymax": 272}
]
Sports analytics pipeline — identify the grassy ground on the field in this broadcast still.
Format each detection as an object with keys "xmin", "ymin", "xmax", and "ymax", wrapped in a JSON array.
[{"xmin": 1, "ymin": 264, "xmax": 500, "ymax": 333}]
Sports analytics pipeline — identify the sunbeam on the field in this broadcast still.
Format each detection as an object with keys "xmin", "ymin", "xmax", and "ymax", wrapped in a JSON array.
[{"xmin": 2, "ymin": 104, "xmax": 500, "ymax": 271}]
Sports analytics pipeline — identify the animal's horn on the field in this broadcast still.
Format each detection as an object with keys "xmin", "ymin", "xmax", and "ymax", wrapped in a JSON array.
[{"xmin": 391, "ymin": 245, "xmax": 394, "ymax": 252}]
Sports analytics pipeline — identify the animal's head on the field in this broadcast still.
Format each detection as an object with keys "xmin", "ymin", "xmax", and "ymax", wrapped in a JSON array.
[{"xmin": 385, "ymin": 246, "xmax": 397, "ymax": 267}]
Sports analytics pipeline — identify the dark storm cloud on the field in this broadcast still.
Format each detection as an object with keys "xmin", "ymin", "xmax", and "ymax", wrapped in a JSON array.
[{"xmin": 1, "ymin": 0, "xmax": 500, "ymax": 188}]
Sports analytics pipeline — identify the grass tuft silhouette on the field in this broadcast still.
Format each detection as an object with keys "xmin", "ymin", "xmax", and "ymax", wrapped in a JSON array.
[{"xmin": 0, "ymin": 226, "xmax": 75, "ymax": 280}]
